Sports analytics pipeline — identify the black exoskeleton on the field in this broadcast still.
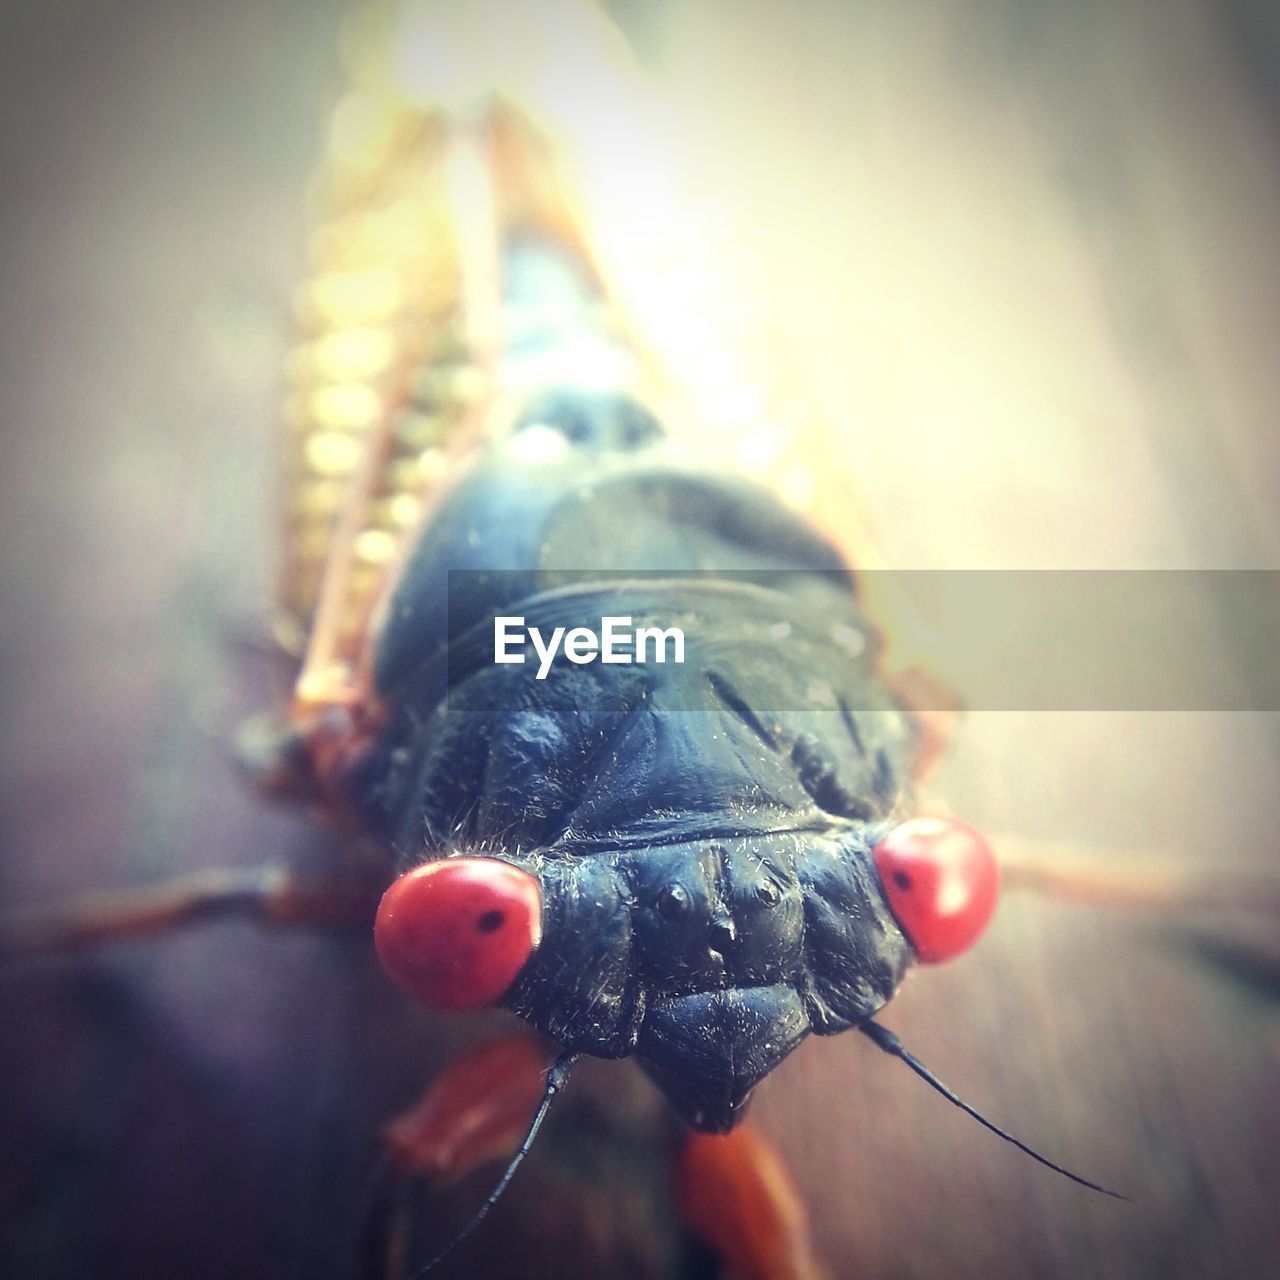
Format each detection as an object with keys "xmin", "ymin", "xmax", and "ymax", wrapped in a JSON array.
[{"xmin": 355, "ymin": 235, "xmax": 917, "ymax": 1132}]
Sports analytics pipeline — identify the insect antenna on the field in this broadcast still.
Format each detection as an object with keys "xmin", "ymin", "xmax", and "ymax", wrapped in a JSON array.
[
  {"xmin": 410, "ymin": 1049, "xmax": 581, "ymax": 1278},
  {"xmin": 859, "ymin": 1020, "xmax": 1128, "ymax": 1199}
]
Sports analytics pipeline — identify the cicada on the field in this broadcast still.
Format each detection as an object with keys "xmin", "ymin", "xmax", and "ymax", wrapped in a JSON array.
[{"xmin": 5, "ymin": 2, "xmax": 1277, "ymax": 1279}]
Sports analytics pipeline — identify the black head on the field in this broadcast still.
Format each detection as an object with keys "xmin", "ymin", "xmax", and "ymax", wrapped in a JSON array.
[
  {"xmin": 505, "ymin": 827, "xmax": 911, "ymax": 1131},
  {"xmin": 364, "ymin": 578, "xmax": 919, "ymax": 1129}
]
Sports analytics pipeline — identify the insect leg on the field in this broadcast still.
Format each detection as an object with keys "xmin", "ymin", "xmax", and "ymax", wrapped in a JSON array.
[
  {"xmin": 358, "ymin": 1034, "xmax": 566, "ymax": 1280},
  {"xmin": 380, "ymin": 1034, "xmax": 557, "ymax": 1188},
  {"xmin": 676, "ymin": 1121, "xmax": 829, "ymax": 1280},
  {"xmin": 996, "ymin": 835, "xmax": 1280, "ymax": 913},
  {"xmin": 997, "ymin": 838, "xmax": 1280, "ymax": 1000},
  {"xmin": 0, "ymin": 865, "xmax": 383, "ymax": 958}
]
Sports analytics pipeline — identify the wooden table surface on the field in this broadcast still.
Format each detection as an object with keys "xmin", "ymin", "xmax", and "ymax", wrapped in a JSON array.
[{"xmin": 2, "ymin": 3, "xmax": 1278, "ymax": 1278}]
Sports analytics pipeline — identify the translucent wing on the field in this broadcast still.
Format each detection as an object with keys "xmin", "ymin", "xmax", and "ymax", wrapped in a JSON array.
[
  {"xmin": 277, "ymin": 0, "xmax": 651, "ymax": 710},
  {"xmin": 277, "ymin": 0, "xmax": 954, "ymax": 752}
]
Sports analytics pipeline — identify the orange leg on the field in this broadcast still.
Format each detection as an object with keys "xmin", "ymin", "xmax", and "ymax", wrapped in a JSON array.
[
  {"xmin": 363, "ymin": 1033, "xmax": 556, "ymax": 1280},
  {"xmin": 381, "ymin": 1034, "xmax": 555, "ymax": 1186},
  {"xmin": 676, "ymin": 1121, "xmax": 829, "ymax": 1280}
]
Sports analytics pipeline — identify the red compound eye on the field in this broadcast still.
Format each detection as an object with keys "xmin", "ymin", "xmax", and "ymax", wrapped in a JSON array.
[
  {"xmin": 873, "ymin": 818, "xmax": 1000, "ymax": 963},
  {"xmin": 374, "ymin": 859, "xmax": 543, "ymax": 1011}
]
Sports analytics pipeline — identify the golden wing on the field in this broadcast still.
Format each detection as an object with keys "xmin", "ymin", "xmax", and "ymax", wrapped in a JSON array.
[
  {"xmin": 276, "ymin": 0, "xmax": 654, "ymax": 713},
  {"xmin": 276, "ymin": 0, "xmax": 956, "ymax": 761}
]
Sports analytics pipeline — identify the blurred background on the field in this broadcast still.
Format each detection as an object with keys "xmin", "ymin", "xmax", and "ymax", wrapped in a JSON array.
[{"xmin": 1, "ymin": 1, "xmax": 1278, "ymax": 1277}]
